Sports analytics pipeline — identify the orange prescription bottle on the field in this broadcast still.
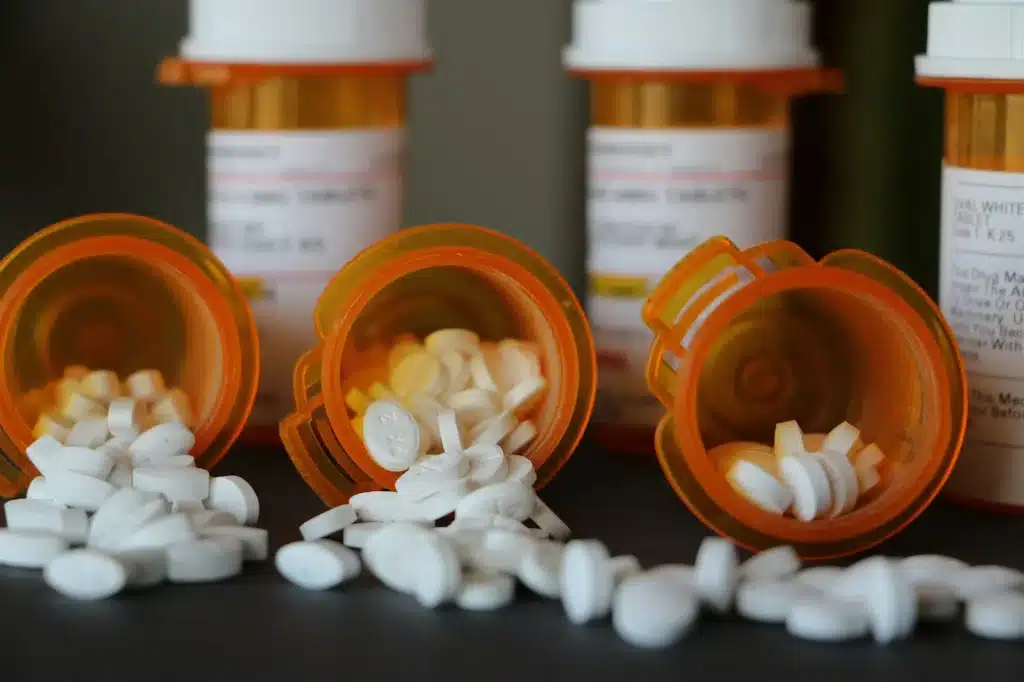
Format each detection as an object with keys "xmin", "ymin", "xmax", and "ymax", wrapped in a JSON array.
[
  {"xmin": 564, "ymin": 0, "xmax": 842, "ymax": 454},
  {"xmin": 643, "ymin": 237, "xmax": 968, "ymax": 560},
  {"xmin": 0, "ymin": 213, "xmax": 259, "ymax": 497},
  {"xmin": 280, "ymin": 224, "xmax": 597, "ymax": 506},
  {"xmin": 917, "ymin": 0, "xmax": 1024, "ymax": 510},
  {"xmin": 159, "ymin": 0, "xmax": 430, "ymax": 442}
]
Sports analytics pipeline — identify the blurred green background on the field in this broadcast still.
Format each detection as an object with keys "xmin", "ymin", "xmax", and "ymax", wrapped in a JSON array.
[{"xmin": 0, "ymin": 0, "xmax": 943, "ymax": 298}]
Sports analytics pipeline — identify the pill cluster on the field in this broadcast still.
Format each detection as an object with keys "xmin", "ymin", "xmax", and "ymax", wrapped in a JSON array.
[
  {"xmin": 29, "ymin": 365, "xmax": 195, "ymax": 445},
  {"xmin": 0, "ymin": 370, "xmax": 267, "ymax": 599},
  {"xmin": 279, "ymin": 501, "xmax": 1024, "ymax": 648},
  {"xmin": 345, "ymin": 329, "xmax": 547, "ymax": 469},
  {"xmin": 713, "ymin": 420, "xmax": 886, "ymax": 521}
]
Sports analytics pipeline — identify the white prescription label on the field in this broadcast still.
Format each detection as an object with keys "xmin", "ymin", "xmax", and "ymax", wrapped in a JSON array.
[
  {"xmin": 586, "ymin": 127, "xmax": 789, "ymax": 429},
  {"xmin": 208, "ymin": 129, "xmax": 404, "ymax": 427},
  {"xmin": 940, "ymin": 164, "xmax": 1024, "ymax": 505}
]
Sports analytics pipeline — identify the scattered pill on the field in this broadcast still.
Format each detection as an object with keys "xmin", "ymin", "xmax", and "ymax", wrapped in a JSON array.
[
  {"xmin": 0, "ymin": 530, "xmax": 69, "ymax": 568},
  {"xmin": 299, "ymin": 505, "xmax": 358, "ymax": 540},
  {"xmin": 694, "ymin": 537, "xmax": 739, "ymax": 614},
  {"xmin": 64, "ymin": 418, "xmax": 110, "ymax": 448},
  {"xmin": 3, "ymin": 499, "xmax": 88, "ymax": 544},
  {"xmin": 44, "ymin": 549, "xmax": 127, "ymax": 600},
  {"xmin": 107, "ymin": 398, "xmax": 143, "ymax": 439},
  {"xmin": 561, "ymin": 539, "xmax": 614, "ymax": 625},
  {"xmin": 517, "ymin": 540, "xmax": 563, "ymax": 598},
  {"xmin": 130, "ymin": 422, "xmax": 195, "ymax": 461},
  {"xmin": 52, "ymin": 446, "xmax": 115, "ymax": 479},
  {"xmin": 612, "ymin": 572, "xmax": 700, "ymax": 648},
  {"xmin": 740, "ymin": 545, "xmax": 801, "ymax": 582},
  {"xmin": 206, "ymin": 476, "xmax": 260, "ymax": 525},
  {"xmin": 778, "ymin": 454, "xmax": 832, "ymax": 522},
  {"xmin": 965, "ymin": 592, "xmax": 1024, "ymax": 640},
  {"xmin": 132, "ymin": 467, "xmax": 210, "ymax": 503},
  {"xmin": 786, "ymin": 596, "xmax": 870, "ymax": 642},
  {"xmin": 276, "ymin": 539, "xmax": 362, "ymax": 590},
  {"xmin": 726, "ymin": 460, "xmax": 792, "ymax": 515},
  {"xmin": 455, "ymin": 571, "xmax": 516, "ymax": 610},
  {"xmin": 201, "ymin": 525, "xmax": 269, "ymax": 562},
  {"xmin": 167, "ymin": 536, "xmax": 244, "ymax": 583},
  {"xmin": 118, "ymin": 513, "xmax": 196, "ymax": 551},
  {"xmin": 737, "ymin": 579, "xmax": 810, "ymax": 623}
]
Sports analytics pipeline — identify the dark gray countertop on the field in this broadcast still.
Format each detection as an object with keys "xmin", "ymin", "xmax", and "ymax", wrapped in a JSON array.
[{"xmin": 2, "ymin": 443, "xmax": 1023, "ymax": 680}]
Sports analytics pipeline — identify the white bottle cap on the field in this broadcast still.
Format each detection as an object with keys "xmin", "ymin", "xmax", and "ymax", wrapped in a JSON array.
[
  {"xmin": 179, "ymin": 0, "xmax": 431, "ymax": 65},
  {"xmin": 563, "ymin": 0, "xmax": 820, "ymax": 72},
  {"xmin": 916, "ymin": 0, "xmax": 1024, "ymax": 81}
]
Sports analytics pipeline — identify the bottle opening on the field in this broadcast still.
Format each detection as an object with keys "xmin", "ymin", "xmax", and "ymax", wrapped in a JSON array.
[
  {"xmin": 667, "ymin": 271, "xmax": 955, "ymax": 558},
  {"xmin": 323, "ymin": 257, "xmax": 575, "ymax": 488},
  {"xmin": 0, "ymin": 216, "xmax": 258, "ymax": 475},
  {"xmin": 315, "ymin": 224, "xmax": 596, "ymax": 492}
]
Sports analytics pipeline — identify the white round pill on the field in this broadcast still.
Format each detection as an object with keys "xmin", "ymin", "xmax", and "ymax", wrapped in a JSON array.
[
  {"xmin": 0, "ymin": 530, "xmax": 69, "ymax": 568},
  {"xmin": 115, "ymin": 548, "xmax": 168, "ymax": 588},
  {"xmin": 456, "ymin": 481, "xmax": 536, "ymax": 522},
  {"xmin": 132, "ymin": 467, "xmax": 210, "ymax": 503},
  {"xmin": 299, "ymin": 505, "xmax": 358, "ymax": 540},
  {"xmin": 118, "ymin": 513, "xmax": 196, "ymax": 551},
  {"xmin": 341, "ymin": 521, "xmax": 389, "ymax": 549},
  {"xmin": 276, "ymin": 539, "xmax": 362, "ymax": 590},
  {"xmin": 786, "ymin": 596, "xmax": 870, "ymax": 642},
  {"xmin": 726, "ymin": 460, "xmax": 793, "ymax": 515},
  {"xmin": 612, "ymin": 572, "xmax": 700, "ymax": 648},
  {"xmin": 52, "ymin": 446, "xmax": 115, "ymax": 479},
  {"xmin": 817, "ymin": 450, "xmax": 860, "ymax": 517},
  {"xmin": 89, "ymin": 494, "xmax": 168, "ymax": 550},
  {"xmin": 350, "ymin": 491, "xmax": 428, "ymax": 523},
  {"xmin": 107, "ymin": 397, "xmax": 143, "ymax": 439},
  {"xmin": 506, "ymin": 455, "xmax": 537, "ymax": 486},
  {"xmin": 736, "ymin": 579, "xmax": 810, "ymax": 623},
  {"xmin": 954, "ymin": 565, "xmax": 1024, "ymax": 600},
  {"xmin": 167, "ymin": 536, "xmax": 244, "ymax": 583},
  {"xmin": 561, "ymin": 539, "xmax": 614, "ymax": 624},
  {"xmin": 778, "ymin": 454, "xmax": 832, "ymax": 521},
  {"xmin": 793, "ymin": 566, "xmax": 844, "ymax": 592},
  {"xmin": 201, "ymin": 526, "xmax": 269, "ymax": 561},
  {"xmin": 64, "ymin": 418, "xmax": 110, "ymax": 449},
  {"xmin": 740, "ymin": 545, "xmax": 801, "ymax": 582},
  {"xmin": 44, "ymin": 549, "xmax": 127, "ymax": 600},
  {"xmin": 965, "ymin": 592, "xmax": 1024, "ymax": 640},
  {"xmin": 362, "ymin": 400, "xmax": 422, "ymax": 472},
  {"xmin": 206, "ymin": 475, "xmax": 260, "ymax": 525},
  {"xmin": 130, "ymin": 422, "xmax": 195, "ymax": 460},
  {"xmin": 517, "ymin": 540, "xmax": 563, "ymax": 598},
  {"xmin": 44, "ymin": 468, "xmax": 116, "ymax": 512},
  {"xmin": 694, "ymin": 537, "xmax": 739, "ymax": 614},
  {"xmin": 455, "ymin": 571, "xmax": 516, "ymax": 611}
]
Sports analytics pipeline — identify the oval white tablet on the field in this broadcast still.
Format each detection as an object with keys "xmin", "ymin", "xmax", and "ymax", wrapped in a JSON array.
[
  {"xmin": 455, "ymin": 481, "xmax": 536, "ymax": 522},
  {"xmin": 694, "ymin": 537, "xmax": 739, "ymax": 614},
  {"xmin": 816, "ymin": 450, "xmax": 860, "ymax": 517},
  {"xmin": 0, "ymin": 530, "xmax": 69, "ymax": 568},
  {"xmin": 201, "ymin": 526, "xmax": 269, "ymax": 562},
  {"xmin": 166, "ymin": 536, "xmax": 244, "ymax": 583},
  {"xmin": 778, "ymin": 454, "xmax": 832, "ymax": 521},
  {"xmin": 132, "ymin": 467, "xmax": 210, "ymax": 503},
  {"xmin": 44, "ymin": 549, "xmax": 127, "ymax": 600},
  {"xmin": 455, "ymin": 571, "xmax": 516, "ymax": 611},
  {"xmin": 740, "ymin": 545, "xmax": 801, "ymax": 582},
  {"xmin": 613, "ymin": 572, "xmax": 700, "ymax": 648},
  {"xmin": 560, "ymin": 539, "xmax": 614, "ymax": 625},
  {"xmin": 726, "ymin": 460, "xmax": 792, "ymax": 515},
  {"xmin": 299, "ymin": 505, "xmax": 358, "ymax": 540},
  {"xmin": 786, "ymin": 596, "xmax": 870, "ymax": 642},
  {"xmin": 276, "ymin": 539, "xmax": 363, "ymax": 590}
]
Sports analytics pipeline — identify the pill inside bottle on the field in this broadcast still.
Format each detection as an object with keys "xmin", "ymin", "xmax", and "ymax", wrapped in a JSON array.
[
  {"xmin": 0, "ymin": 213, "xmax": 259, "ymax": 495},
  {"xmin": 280, "ymin": 223, "xmax": 597, "ymax": 505},
  {"xmin": 642, "ymin": 236, "xmax": 967, "ymax": 560}
]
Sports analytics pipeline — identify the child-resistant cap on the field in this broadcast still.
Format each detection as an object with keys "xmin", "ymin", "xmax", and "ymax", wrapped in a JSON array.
[
  {"xmin": 179, "ymin": 0, "xmax": 431, "ymax": 65},
  {"xmin": 917, "ymin": 0, "xmax": 1024, "ymax": 81},
  {"xmin": 642, "ymin": 237, "xmax": 968, "ymax": 561},
  {"xmin": 563, "ymin": 0, "xmax": 820, "ymax": 72}
]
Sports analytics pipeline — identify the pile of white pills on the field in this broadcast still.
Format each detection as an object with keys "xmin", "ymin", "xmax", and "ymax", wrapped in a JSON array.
[
  {"xmin": 345, "ymin": 329, "xmax": 547, "ymax": 466},
  {"xmin": 278, "ymin": 500, "xmax": 1024, "ymax": 647},
  {"xmin": 0, "ymin": 367, "xmax": 267, "ymax": 599},
  {"xmin": 29, "ymin": 365, "xmax": 195, "ymax": 444},
  {"xmin": 713, "ymin": 420, "xmax": 885, "ymax": 521}
]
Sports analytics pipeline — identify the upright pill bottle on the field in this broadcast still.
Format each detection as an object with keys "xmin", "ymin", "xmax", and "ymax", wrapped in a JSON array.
[
  {"xmin": 564, "ymin": 0, "xmax": 841, "ymax": 453},
  {"xmin": 280, "ymin": 224, "xmax": 597, "ymax": 506},
  {"xmin": 917, "ymin": 0, "xmax": 1024, "ymax": 510},
  {"xmin": 0, "ymin": 214, "xmax": 259, "ymax": 497},
  {"xmin": 643, "ymin": 236, "xmax": 967, "ymax": 560},
  {"xmin": 159, "ymin": 0, "xmax": 430, "ymax": 442}
]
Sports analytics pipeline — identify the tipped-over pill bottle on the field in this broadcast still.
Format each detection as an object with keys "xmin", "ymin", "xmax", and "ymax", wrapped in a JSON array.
[
  {"xmin": 916, "ymin": 0, "xmax": 1024, "ymax": 510},
  {"xmin": 643, "ymin": 236, "xmax": 968, "ymax": 560},
  {"xmin": 159, "ymin": 0, "xmax": 430, "ymax": 442},
  {"xmin": 563, "ymin": 0, "xmax": 842, "ymax": 454},
  {"xmin": 0, "ymin": 213, "xmax": 259, "ymax": 497},
  {"xmin": 280, "ymin": 223, "xmax": 597, "ymax": 506}
]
